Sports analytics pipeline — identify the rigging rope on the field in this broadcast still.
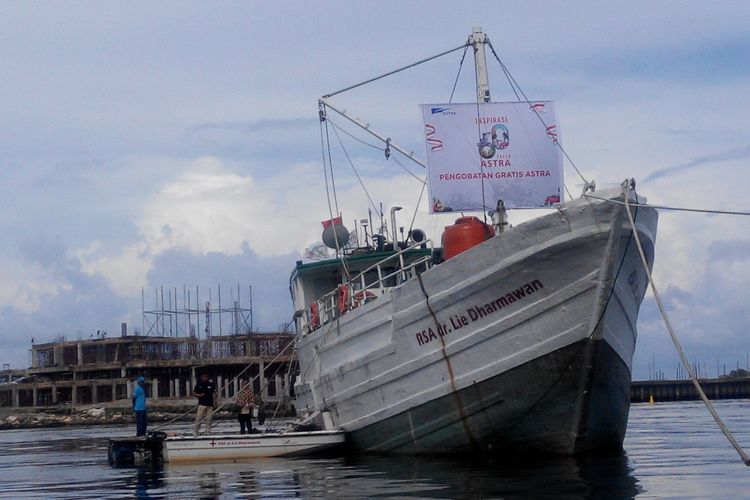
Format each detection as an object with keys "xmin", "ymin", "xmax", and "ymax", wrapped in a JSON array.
[
  {"xmin": 585, "ymin": 194, "xmax": 750, "ymax": 216},
  {"xmin": 486, "ymin": 39, "xmax": 589, "ymax": 186},
  {"xmin": 323, "ymin": 118, "xmax": 341, "ymax": 217},
  {"xmin": 319, "ymin": 105, "xmax": 351, "ymax": 277},
  {"xmin": 319, "ymin": 116, "xmax": 336, "ymax": 224},
  {"xmin": 328, "ymin": 119, "xmax": 426, "ymax": 184},
  {"xmin": 449, "ymin": 39, "xmax": 471, "ymax": 103},
  {"xmin": 330, "ymin": 123, "xmax": 384, "ymax": 222},
  {"xmin": 563, "ymin": 183, "xmax": 574, "ymax": 201},
  {"xmin": 391, "ymin": 156, "xmax": 428, "ymax": 184},
  {"xmin": 623, "ymin": 191, "xmax": 750, "ymax": 466},
  {"xmin": 324, "ymin": 42, "xmax": 470, "ymax": 98},
  {"xmin": 407, "ymin": 175, "xmax": 428, "ymax": 238}
]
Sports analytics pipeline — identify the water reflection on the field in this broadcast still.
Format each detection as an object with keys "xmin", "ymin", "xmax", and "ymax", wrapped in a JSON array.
[
  {"xmin": 158, "ymin": 451, "xmax": 639, "ymax": 498},
  {"xmin": 3, "ymin": 401, "xmax": 750, "ymax": 498},
  {"xmin": 131, "ymin": 468, "xmax": 164, "ymax": 499}
]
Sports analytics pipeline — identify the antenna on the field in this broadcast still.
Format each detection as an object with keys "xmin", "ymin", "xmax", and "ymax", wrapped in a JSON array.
[
  {"xmin": 368, "ymin": 208, "xmax": 374, "ymax": 244},
  {"xmin": 379, "ymin": 202, "xmax": 385, "ymax": 237}
]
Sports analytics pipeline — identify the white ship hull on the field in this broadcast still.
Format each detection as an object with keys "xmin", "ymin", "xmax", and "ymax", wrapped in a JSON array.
[
  {"xmin": 295, "ymin": 188, "xmax": 657, "ymax": 454},
  {"xmin": 161, "ymin": 431, "xmax": 345, "ymax": 463}
]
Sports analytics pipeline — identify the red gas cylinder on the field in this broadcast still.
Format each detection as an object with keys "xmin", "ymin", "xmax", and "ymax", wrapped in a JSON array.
[{"xmin": 441, "ymin": 216, "xmax": 495, "ymax": 260}]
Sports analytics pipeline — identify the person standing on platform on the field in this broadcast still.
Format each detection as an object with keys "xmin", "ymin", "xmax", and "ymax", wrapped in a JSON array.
[
  {"xmin": 132, "ymin": 376, "xmax": 148, "ymax": 437},
  {"xmin": 193, "ymin": 373, "xmax": 217, "ymax": 436},
  {"xmin": 235, "ymin": 383, "xmax": 256, "ymax": 434}
]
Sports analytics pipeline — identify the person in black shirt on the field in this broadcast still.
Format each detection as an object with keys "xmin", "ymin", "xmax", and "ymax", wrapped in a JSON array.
[{"xmin": 192, "ymin": 373, "xmax": 217, "ymax": 436}]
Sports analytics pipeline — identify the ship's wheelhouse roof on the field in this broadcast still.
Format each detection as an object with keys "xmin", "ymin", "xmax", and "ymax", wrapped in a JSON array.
[{"xmin": 290, "ymin": 248, "xmax": 432, "ymax": 282}]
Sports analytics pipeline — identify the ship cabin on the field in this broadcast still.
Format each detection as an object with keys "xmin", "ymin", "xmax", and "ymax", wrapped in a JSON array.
[{"xmin": 290, "ymin": 240, "xmax": 436, "ymax": 335}]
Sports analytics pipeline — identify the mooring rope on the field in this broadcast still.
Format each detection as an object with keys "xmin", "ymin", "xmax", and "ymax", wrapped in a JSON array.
[
  {"xmin": 586, "ymin": 193, "xmax": 750, "ymax": 217},
  {"xmin": 623, "ymin": 188, "xmax": 750, "ymax": 466}
]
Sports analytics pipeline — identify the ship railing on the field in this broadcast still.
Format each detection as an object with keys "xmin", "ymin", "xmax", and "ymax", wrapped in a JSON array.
[{"xmin": 307, "ymin": 240, "xmax": 434, "ymax": 332}]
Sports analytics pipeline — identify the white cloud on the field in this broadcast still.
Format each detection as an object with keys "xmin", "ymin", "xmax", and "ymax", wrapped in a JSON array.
[
  {"xmin": 0, "ymin": 260, "xmax": 71, "ymax": 312},
  {"xmin": 74, "ymin": 155, "xmax": 432, "ymax": 295}
]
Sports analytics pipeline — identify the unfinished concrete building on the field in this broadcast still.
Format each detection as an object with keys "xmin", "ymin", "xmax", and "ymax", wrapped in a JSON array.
[{"xmin": 0, "ymin": 333, "xmax": 296, "ymax": 409}]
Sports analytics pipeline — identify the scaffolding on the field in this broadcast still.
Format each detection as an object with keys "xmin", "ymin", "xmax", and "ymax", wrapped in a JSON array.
[{"xmin": 142, "ymin": 284, "xmax": 254, "ymax": 338}]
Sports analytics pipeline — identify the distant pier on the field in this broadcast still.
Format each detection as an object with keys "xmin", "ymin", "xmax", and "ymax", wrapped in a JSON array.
[{"xmin": 631, "ymin": 376, "xmax": 750, "ymax": 403}]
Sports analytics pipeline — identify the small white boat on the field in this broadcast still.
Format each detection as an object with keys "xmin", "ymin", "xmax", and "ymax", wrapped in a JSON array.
[{"xmin": 161, "ymin": 430, "xmax": 345, "ymax": 464}]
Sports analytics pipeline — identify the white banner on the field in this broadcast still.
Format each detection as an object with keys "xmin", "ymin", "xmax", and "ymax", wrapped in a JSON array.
[{"xmin": 421, "ymin": 102, "xmax": 563, "ymax": 212}]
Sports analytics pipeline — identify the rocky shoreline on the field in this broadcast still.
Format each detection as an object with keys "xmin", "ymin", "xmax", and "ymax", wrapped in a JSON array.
[{"xmin": 0, "ymin": 401, "xmax": 292, "ymax": 430}]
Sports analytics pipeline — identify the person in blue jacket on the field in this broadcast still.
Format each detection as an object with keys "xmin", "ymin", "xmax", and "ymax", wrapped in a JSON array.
[{"xmin": 132, "ymin": 376, "xmax": 148, "ymax": 437}]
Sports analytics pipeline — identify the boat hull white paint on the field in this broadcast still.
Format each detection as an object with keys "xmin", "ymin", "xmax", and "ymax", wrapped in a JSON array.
[
  {"xmin": 295, "ymin": 188, "xmax": 658, "ymax": 454},
  {"xmin": 162, "ymin": 431, "xmax": 345, "ymax": 463}
]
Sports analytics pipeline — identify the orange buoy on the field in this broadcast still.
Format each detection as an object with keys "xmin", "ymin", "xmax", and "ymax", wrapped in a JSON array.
[{"xmin": 441, "ymin": 216, "xmax": 495, "ymax": 260}]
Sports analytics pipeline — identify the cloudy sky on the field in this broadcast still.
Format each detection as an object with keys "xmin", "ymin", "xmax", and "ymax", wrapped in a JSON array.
[{"xmin": 1, "ymin": 2, "xmax": 748, "ymax": 378}]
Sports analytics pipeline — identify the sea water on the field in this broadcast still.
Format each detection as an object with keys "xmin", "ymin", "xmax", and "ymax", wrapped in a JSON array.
[{"xmin": 0, "ymin": 400, "xmax": 748, "ymax": 498}]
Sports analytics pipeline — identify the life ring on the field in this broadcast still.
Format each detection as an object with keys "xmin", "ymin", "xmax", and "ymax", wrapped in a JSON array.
[
  {"xmin": 352, "ymin": 290, "xmax": 376, "ymax": 308},
  {"xmin": 309, "ymin": 302, "xmax": 320, "ymax": 329},
  {"xmin": 337, "ymin": 285, "xmax": 350, "ymax": 315}
]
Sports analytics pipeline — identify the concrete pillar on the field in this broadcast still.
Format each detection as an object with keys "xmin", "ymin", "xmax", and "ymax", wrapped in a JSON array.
[
  {"xmin": 259, "ymin": 360, "xmax": 266, "ymax": 398},
  {"xmin": 217, "ymin": 376, "xmax": 223, "ymax": 401},
  {"xmin": 190, "ymin": 367, "xmax": 197, "ymax": 390},
  {"xmin": 32, "ymin": 385, "xmax": 38, "ymax": 407},
  {"xmin": 76, "ymin": 342, "xmax": 83, "ymax": 365},
  {"xmin": 233, "ymin": 377, "xmax": 239, "ymax": 398},
  {"xmin": 151, "ymin": 379, "xmax": 159, "ymax": 401},
  {"xmin": 169, "ymin": 379, "xmax": 175, "ymax": 398},
  {"xmin": 11, "ymin": 387, "xmax": 19, "ymax": 408},
  {"xmin": 120, "ymin": 366, "xmax": 127, "ymax": 378},
  {"xmin": 275, "ymin": 375, "xmax": 282, "ymax": 400},
  {"xmin": 185, "ymin": 380, "xmax": 191, "ymax": 398},
  {"xmin": 71, "ymin": 386, "xmax": 78, "ymax": 406},
  {"xmin": 111, "ymin": 382, "xmax": 117, "ymax": 401},
  {"xmin": 91, "ymin": 384, "xmax": 98, "ymax": 404},
  {"xmin": 126, "ymin": 380, "xmax": 133, "ymax": 398},
  {"xmin": 173, "ymin": 378, "xmax": 180, "ymax": 398},
  {"xmin": 51, "ymin": 385, "xmax": 58, "ymax": 404}
]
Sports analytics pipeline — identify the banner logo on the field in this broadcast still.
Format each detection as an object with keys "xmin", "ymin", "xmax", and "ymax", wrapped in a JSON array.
[
  {"xmin": 431, "ymin": 107, "xmax": 455, "ymax": 115},
  {"xmin": 424, "ymin": 124, "xmax": 443, "ymax": 151},
  {"xmin": 478, "ymin": 124, "xmax": 510, "ymax": 158}
]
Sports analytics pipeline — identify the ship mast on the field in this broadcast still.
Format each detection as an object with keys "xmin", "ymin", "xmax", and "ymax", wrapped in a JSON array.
[{"xmin": 472, "ymin": 27, "xmax": 491, "ymax": 103}]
